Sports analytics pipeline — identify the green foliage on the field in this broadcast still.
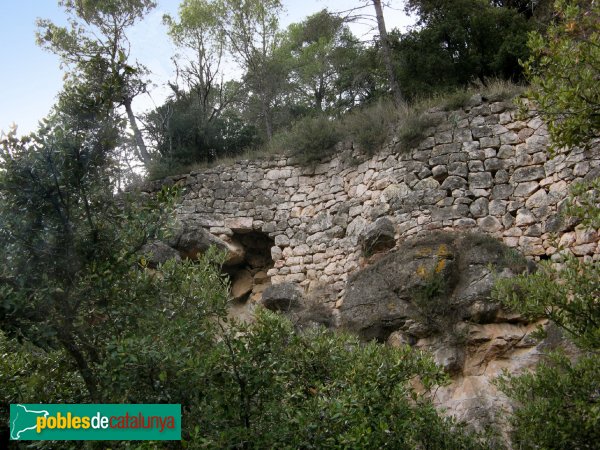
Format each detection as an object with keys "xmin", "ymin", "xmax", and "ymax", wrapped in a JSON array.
[
  {"xmin": 496, "ymin": 352, "xmax": 600, "ymax": 449},
  {"xmin": 107, "ymin": 302, "xmax": 486, "ymax": 449},
  {"xmin": 491, "ymin": 4, "xmax": 600, "ymax": 444},
  {"xmin": 284, "ymin": 10, "xmax": 375, "ymax": 114},
  {"xmin": 564, "ymin": 177, "xmax": 600, "ymax": 229},
  {"xmin": 493, "ymin": 255, "xmax": 600, "ymax": 350},
  {"xmin": 0, "ymin": 78, "xmax": 181, "ymax": 401},
  {"xmin": 521, "ymin": 0, "xmax": 600, "ymax": 149},
  {"xmin": 283, "ymin": 114, "xmax": 342, "ymax": 165},
  {"xmin": 36, "ymin": 0, "xmax": 156, "ymax": 166},
  {"xmin": 493, "ymin": 160, "xmax": 599, "ymax": 448},
  {"xmin": 1, "ymin": 240, "xmax": 486, "ymax": 448},
  {"xmin": 145, "ymin": 94, "xmax": 259, "ymax": 179},
  {"xmin": 440, "ymin": 79, "xmax": 524, "ymax": 111},
  {"xmin": 394, "ymin": 0, "xmax": 533, "ymax": 99},
  {"xmin": 1, "ymin": 90, "xmax": 485, "ymax": 448},
  {"xmin": 0, "ymin": 332, "xmax": 87, "ymax": 431},
  {"xmin": 342, "ymin": 100, "xmax": 397, "ymax": 155}
]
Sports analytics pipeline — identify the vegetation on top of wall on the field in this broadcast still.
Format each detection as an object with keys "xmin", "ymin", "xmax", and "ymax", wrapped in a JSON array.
[{"xmin": 147, "ymin": 79, "xmax": 526, "ymax": 179}]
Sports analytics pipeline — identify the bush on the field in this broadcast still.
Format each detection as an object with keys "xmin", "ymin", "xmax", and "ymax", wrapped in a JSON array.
[
  {"xmin": 396, "ymin": 111, "xmax": 437, "ymax": 152},
  {"xmin": 145, "ymin": 96, "xmax": 260, "ymax": 178},
  {"xmin": 496, "ymin": 351, "xmax": 600, "ymax": 450},
  {"xmin": 284, "ymin": 114, "xmax": 342, "ymax": 165},
  {"xmin": 0, "ymin": 332, "xmax": 87, "ymax": 445},
  {"xmin": 492, "ymin": 174, "xmax": 600, "ymax": 448},
  {"xmin": 342, "ymin": 100, "xmax": 398, "ymax": 155},
  {"xmin": 521, "ymin": 0, "xmax": 600, "ymax": 149}
]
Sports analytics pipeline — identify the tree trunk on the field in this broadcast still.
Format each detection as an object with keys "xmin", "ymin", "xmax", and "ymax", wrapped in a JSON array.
[
  {"xmin": 58, "ymin": 332, "xmax": 102, "ymax": 403},
  {"xmin": 123, "ymin": 98, "xmax": 152, "ymax": 166},
  {"xmin": 262, "ymin": 99, "xmax": 273, "ymax": 140},
  {"xmin": 372, "ymin": 0, "xmax": 403, "ymax": 107}
]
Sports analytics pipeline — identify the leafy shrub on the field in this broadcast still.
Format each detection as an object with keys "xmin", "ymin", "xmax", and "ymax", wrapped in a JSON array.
[
  {"xmin": 492, "ymin": 174, "xmax": 600, "ymax": 449},
  {"xmin": 342, "ymin": 100, "xmax": 398, "ymax": 155},
  {"xmin": 521, "ymin": 0, "xmax": 600, "ymax": 149},
  {"xmin": 494, "ymin": 255, "xmax": 600, "ymax": 351},
  {"xmin": 145, "ymin": 95, "xmax": 260, "ymax": 174},
  {"xmin": 496, "ymin": 351, "xmax": 600, "ymax": 450},
  {"xmin": 396, "ymin": 111, "xmax": 438, "ymax": 152},
  {"xmin": 285, "ymin": 114, "xmax": 342, "ymax": 165},
  {"xmin": 0, "ymin": 332, "xmax": 88, "ymax": 445}
]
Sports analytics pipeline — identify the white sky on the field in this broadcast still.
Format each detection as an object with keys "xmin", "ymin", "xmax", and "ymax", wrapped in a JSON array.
[{"xmin": 0, "ymin": 0, "xmax": 414, "ymax": 136}]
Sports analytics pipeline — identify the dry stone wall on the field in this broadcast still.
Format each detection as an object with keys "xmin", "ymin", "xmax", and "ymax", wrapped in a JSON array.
[{"xmin": 143, "ymin": 96, "xmax": 600, "ymax": 309}]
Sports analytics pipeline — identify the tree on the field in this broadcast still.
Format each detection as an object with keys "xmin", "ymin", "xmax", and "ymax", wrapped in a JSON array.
[
  {"xmin": 144, "ymin": 91, "xmax": 258, "ymax": 177},
  {"xmin": 394, "ymin": 0, "xmax": 532, "ymax": 99},
  {"xmin": 0, "ymin": 75, "xmax": 180, "ymax": 402},
  {"xmin": 285, "ymin": 10, "xmax": 346, "ymax": 112},
  {"xmin": 284, "ymin": 10, "xmax": 372, "ymax": 115},
  {"xmin": 36, "ymin": 0, "xmax": 156, "ymax": 166},
  {"xmin": 163, "ymin": 0, "xmax": 232, "ymax": 128},
  {"xmin": 371, "ymin": 0, "xmax": 403, "ymax": 107},
  {"xmin": 219, "ymin": 0, "xmax": 286, "ymax": 140},
  {"xmin": 330, "ymin": 1, "xmax": 403, "ymax": 107},
  {"xmin": 521, "ymin": 0, "xmax": 600, "ymax": 149}
]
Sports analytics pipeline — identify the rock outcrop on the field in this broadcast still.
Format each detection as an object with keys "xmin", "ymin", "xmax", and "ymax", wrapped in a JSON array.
[
  {"xmin": 340, "ymin": 231, "xmax": 554, "ymax": 431},
  {"xmin": 340, "ymin": 232, "xmax": 526, "ymax": 342},
  {"xmin": 141, "ymin": 97, "xmax": 599, "ymax": 310},
  {"xmin": 261, "ymin": 282, "xmax": 303, "ymax": 312},
  {"xmin": 140, "ymin": 241, "xmax": 181, "ymax": 268},
  {"xmin": 138, "ymin": 96, "xmax": 598, "ymax": 434}
]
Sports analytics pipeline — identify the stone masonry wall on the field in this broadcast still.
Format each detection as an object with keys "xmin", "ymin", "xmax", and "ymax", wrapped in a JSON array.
[{"xmin": 142, "ymin": 96, "xmax": 600, "ymax": 309}]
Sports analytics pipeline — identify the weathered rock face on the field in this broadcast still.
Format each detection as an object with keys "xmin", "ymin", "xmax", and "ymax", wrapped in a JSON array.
[
  {"xmin": 341, "ymin": 231, "xmax": 572, "ymax": 433},
  {"xmin": 359, "ymin": 217, "xmax": 396, "ymax": 256},
  {"xmin": 168, "ymin": 221, "xmax": 228, "ymax": 259},
  {"xmin": 138, "ymin": 97, "xmax": 598, "ymax": 434},
  {"xmin": 261, "ymin": 282, "xmax": 303, "ymax": 312},
  {"xmin": 140, "ymin": 241, "xmax": 181, "ymax": 268},
  {"xmin": 142, "ymin": 98, "xmax": 600, "ymax": 309},
  {"xmin": 340, "ymin": 232, "xmax": 526, "ymax": 342},
  {"xmin": 261, "ymin": 282, "xmax": 334, "ymax": 329}
]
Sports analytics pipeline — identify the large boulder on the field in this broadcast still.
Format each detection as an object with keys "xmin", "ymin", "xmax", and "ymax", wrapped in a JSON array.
[
  {"xmin": 222, "ymin": 238, "xmax": 246, "ymax": 266},
  {"xmin": 359, "ymin": 217, "xmax": 396, "ymax": 256},
  {"xmin": 261, "ymin": 282, "xmax": 335, "ymax": 330},
  {"xmin": 168, "ymin": 221, "xmax": 248, "ymax": 266},
  {"xmin": 231, "ymin": 269, "xmax": 254, "ymax": 302},
  {"xmin": 261, "ymin": 283, "xmax": 303, "ymax": 312},
  {"xmin": 168, "ymin": 221, "xmax": 228, "ymax": 259},
  {"xmin": 140, "ymin": 241, "xmax": 181, "ymax": 268},
  {"xmin": 340, "ymin": 231, "xmax": 528, "ymax": 342}
]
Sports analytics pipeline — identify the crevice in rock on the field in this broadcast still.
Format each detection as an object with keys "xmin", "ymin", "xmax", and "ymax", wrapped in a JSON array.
[{"xmin": 223, "ymin": 231, "xmax": 275, "ymax": 305}]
